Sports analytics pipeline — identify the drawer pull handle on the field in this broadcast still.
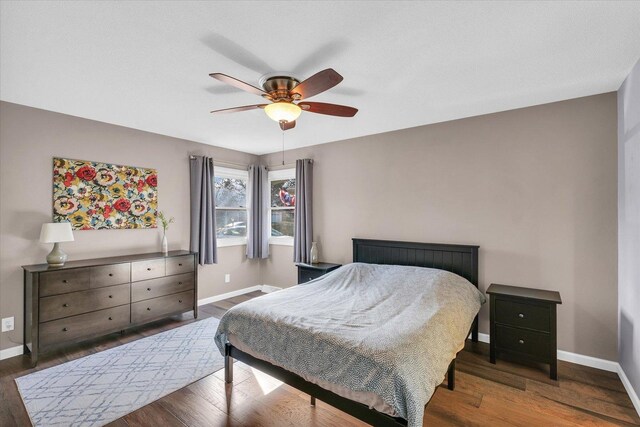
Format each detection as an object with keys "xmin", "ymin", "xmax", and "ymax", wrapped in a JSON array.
[
  {"xmin": 178, "ymin": 263, "xmax": 183, "ymax": 266},
  {"xmin": 109, "ymin": 295, "xmax": 113, "ymax": 298},
  {"xmin": 518, "ymin": 339, "xmax": 525, "ymax": 344},
  {"xmin": 62, "ymin": 279, "xmax": 68, "ymax": 283},
  {"xmin": 109, "ymin": 273, "xmax": 113, "ymax": 277},
  {"xmin": 147, "ymin": 268, "xmax": 152, "ymax": 271},
  {"xmin": 147, "ymin": 287, "xmax": 151, "ymax": 291},
  {"xmin": 63, "ymin": 303, "xmax": 68, "ymax": 307},
  {"xmin": 178, "ymin": 282, "xmax": 182, "ymax": 285},
  {"xmin": 518, "ymin": 313, "xmax": 524, "ymax": 319},
  {"xmin": 108, "ymin": 317, "xmax": 113, "ymax": 320},
  {"xmin": 147, "ymin": 307, "xmax": 151, "ymax": 311},
  {"xmin": 63, "ymin": 327, "xmax": 68, "ymax": 332}
]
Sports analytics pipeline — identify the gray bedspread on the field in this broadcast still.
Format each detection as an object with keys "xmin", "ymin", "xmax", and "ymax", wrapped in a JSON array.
[{"xmin": 214, "ymin": 262, "xmax": 485, "ymax": 426}]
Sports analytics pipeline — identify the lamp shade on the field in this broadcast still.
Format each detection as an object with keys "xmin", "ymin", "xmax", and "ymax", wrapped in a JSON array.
[
  {"xmin": 40, "ymin": 222, "xmax": 74, "ymax": 243},
  {"xmin": 264, "ymin": 102, "xmax": 302, "ymax": 123}
]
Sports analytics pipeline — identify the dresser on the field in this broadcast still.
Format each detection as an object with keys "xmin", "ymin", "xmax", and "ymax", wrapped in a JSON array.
[
  {"xmin": 23, "ymin": 250, "xmax": 197, "ymax": 366},
  {"xmin": 296, "ymin": 262, "xmax": 342, "ymax": 284},
  {"xmin": 486, "ymin": 283, "xmax": 562, "ymax": 380}
]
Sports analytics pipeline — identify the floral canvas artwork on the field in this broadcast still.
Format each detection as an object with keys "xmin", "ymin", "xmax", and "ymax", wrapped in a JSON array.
[{"xmin": 52, "ymin": 158, "xmax": 157, "ymax": 230}]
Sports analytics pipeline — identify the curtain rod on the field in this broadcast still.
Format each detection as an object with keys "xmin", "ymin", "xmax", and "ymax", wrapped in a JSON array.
[
  {"xmin": 189, "ymin": 156, "xmax": 313, "ymax": 170},
  {"xmin": 189, "ymin": 156, "xmax": 248, "ymax": 170},
  {"xmin": 267, "ymin": 159, "xmax": 314, "ymax": 171}
]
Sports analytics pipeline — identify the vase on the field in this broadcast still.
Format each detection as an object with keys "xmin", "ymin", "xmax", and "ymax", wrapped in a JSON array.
[
  {"xmin": 162, "ymin": 232, "xmax": 168, "ymax": 255},
  {"xmin": 310, "ymin": 242, "xmax": 319, "ymax": 264}
]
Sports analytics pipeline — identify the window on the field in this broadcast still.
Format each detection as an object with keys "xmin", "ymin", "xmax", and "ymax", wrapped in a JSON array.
[
  {"xmin": 215, "ymin": 167, "xmax": 248, "ymax": 247},
  {"xmin": 268, "ymin": 169, "xmax": 295, "ymax": 245}
]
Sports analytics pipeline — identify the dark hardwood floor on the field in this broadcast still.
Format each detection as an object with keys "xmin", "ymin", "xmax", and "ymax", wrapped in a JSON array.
[{"xmin": 1, "ymin": 290, "xmax": 638, "ymax": 426}]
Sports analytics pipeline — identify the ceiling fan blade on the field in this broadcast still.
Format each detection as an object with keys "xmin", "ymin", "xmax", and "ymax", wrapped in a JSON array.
[
  {"xmin": 298, "ymin": 102, "xmax": 358, "ymax": 117},
  {"xmin": 280, "ymin": 120, "xmax": 296, "ymax": 131},
  {"xmin": 291, "ymin": 68, "xmax": 343, "ymax": 100},
  {"xmin": 210, "ymin": 104, "xmax": 267, "ymax": 114},
  {"xmin": 209, "ymin": 73, "xmax": 268, "ymax": 97}
]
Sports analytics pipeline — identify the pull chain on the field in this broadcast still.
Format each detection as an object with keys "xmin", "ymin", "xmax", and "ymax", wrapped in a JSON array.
[{"xmin": 281, "ymin": 130, "xmax": 285, "ymax": 166}]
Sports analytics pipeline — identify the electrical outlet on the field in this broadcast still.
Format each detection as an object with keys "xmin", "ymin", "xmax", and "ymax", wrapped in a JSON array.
[
  {"xmin": 1, "ymin": 317, "xmax": 14, "ymax": 332},
  {"xmin": 225, "ymin": 274, "xmax": 231, "ymax": 283}
]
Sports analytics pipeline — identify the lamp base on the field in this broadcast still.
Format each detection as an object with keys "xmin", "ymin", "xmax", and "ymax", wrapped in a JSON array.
[{"xmin": 46, "ymin": 242, "xmax": 68, "ymax": 267}]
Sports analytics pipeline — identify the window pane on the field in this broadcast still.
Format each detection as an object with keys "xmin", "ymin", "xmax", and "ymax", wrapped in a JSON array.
[
  {"xmin": 270, "ymin": 179, "xmax": 296, "ymax": 208},
  {"xmin": 271, "ymin": 209, "xmax": 294, "ymax": 237},
  {"xmin": 216, "ymin": 209, "xmax": 247, "ymax": 238},
  {"xmin": 215, "ymin": 177, "xmax": 247, "ymax": 208}
]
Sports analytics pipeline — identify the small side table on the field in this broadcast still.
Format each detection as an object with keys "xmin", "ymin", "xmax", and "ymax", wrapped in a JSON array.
[
  {"xmin": 296, "ymin": 262, "xmax": 342, "ymax": 284},
  {"xmin": 487, "ymin": 283, "xmax": 562, "ymax": 380}
]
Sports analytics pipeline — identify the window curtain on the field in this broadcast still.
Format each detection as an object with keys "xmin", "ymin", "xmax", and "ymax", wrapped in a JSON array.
[
  {"xmin": 189, "ymin": 156, "xmax": 217, "ymax": 265},
  {"xmin": 293, "ymin": 159, "xmax": 313, "ymax": 263},
  {"xmin": 246, "ymin": 165, "xmax": 269, "ymax": 259}
]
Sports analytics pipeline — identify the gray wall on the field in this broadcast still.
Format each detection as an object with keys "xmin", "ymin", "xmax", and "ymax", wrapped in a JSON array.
[
  {"xmin": 618, "ymin": 59, "xmax": 640, "ymax": 397},
  {"xmin": 261, "ymin": 93, "xmax": 619, "ymax": 361},
  {"xmin": 0, "ymin": 102, "xmax": 262, "ymax": 352}
]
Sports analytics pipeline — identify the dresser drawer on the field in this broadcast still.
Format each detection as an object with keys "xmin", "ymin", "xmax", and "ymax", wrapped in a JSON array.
[
  {"xmin": 131, "ymin": 273, "xmax": 194, "ymax": 302},
  {"xmin": 90, "ymin": 263, "xmax": 130, "ymax": 288},
  {"xmin": 495, "ymin": 325, "xmax": 551, "ymax": 361},
  {"xmin": 495, "ymin": 298, "xmax": 550, "ymax": 332},
  {"xmin": 40, "ymin": 269, "xmax": 90, "ymax": 297},
  {"xmin": 131, "ymin": 290, "xmax": 194, "ymax": 324},
  {"xmin": 39, "ymin": 305, "xmax": 130, "ymax": 350},
  {"xmin": 166, "ymin": 255, "xmax": 194, "ymax": 276},
  {"xmin": 39, "ymin": 283, "xmax": 130, "ymax": 323},
  {"xmin": 131, "ymin": 258, "xmax": 165, "ymax": 282}
]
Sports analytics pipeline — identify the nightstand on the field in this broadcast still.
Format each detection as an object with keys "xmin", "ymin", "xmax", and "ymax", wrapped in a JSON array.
[
  {"xmin": 296, "ymin": 262, "xmax": 342, "ymax": 284},
  {"xmin": 487, "ymin": 283, "xmax": 562, "ymax": 380}
]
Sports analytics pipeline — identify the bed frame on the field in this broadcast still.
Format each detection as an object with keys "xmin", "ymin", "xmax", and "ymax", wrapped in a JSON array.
[{"xmin": 224, "ymin": 238, "xmax": 480, "ymax": 427}]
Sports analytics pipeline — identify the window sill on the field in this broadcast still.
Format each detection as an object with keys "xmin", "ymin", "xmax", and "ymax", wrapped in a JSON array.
[
  {"xmin": 217, "ymin": 238, "xmax": 247, "ymax": 248},
  {"xmin": 269, "ymin": 237, "xmax": 294, "ymax": 247}
]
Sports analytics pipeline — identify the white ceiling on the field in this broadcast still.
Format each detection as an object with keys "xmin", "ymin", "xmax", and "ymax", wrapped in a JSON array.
[{"xmin": 2, "ymin": 1, "xmax": 640, "ymax": 155}]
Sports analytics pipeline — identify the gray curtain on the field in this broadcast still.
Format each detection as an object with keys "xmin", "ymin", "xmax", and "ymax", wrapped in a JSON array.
[
  {"xmin": 189, "ymin": 156, "xmax": 217, "ymax": 265},
  {"xmin": 293, "ymin": 159, "xmax": 313, "ymax": 263},
  {"xmin": 246, "ymin": 165, "xmax": 269, "ymax": 259}
]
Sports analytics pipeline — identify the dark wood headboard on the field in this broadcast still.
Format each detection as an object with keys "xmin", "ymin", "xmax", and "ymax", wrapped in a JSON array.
[{"xmin": 352, "ymin": 238, "xmax": 479, "ymax": 288}]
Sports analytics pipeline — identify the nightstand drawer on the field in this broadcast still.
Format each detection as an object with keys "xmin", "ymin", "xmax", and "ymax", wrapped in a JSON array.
[
  {"xmin": 495, "ymin": 325, "xmax": 550, "ymax": 361},
  {"xmin": 495, "ymin": 299, "xmax": 550, "ymax": 332},
  {"xmin": 296, "ymin": 263, "xmax": 342, "ymax": 284},
  {"xmin": 299, "ymin": 269, "xmax": 324, "ymax": 283}
]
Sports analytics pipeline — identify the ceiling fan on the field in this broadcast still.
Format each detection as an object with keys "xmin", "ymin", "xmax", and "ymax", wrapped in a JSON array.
[{"xmin": 209, "ymin": 68, "xmax": 358, "ymax": 131}]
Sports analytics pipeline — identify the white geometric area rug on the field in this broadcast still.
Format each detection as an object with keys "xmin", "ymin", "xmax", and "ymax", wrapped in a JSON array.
[{"xmin": 15, "ymin": 317, "xmax": 224, "ymax": 427}]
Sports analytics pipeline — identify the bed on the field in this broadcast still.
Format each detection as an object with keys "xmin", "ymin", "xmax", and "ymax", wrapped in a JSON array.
[{"xmin": 214, "ymin": 239, "xmax": 484, "ymax": 426}]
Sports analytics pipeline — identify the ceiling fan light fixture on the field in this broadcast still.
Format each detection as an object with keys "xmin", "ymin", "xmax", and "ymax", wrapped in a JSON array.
[{"xmin": 264, "ymin": 102, "xmax": 301, "ymax": 123}]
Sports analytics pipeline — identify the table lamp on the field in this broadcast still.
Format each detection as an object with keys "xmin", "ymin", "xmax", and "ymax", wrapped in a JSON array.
[{"xmin": 40, "ymin": 222, "xmax": 74, "ymax": 266}]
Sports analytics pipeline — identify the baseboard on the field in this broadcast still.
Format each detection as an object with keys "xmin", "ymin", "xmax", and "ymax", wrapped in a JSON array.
[
  {"xmin": 197, "ymin": 285, "xmax": 263, "ymax": 306},
  {"xmin": 469, "ymin": 332, "xmax": 619, "ymax": 373},
  {"xmin": 197, "ymin": 284, "xmax": 283, "ymax": 306},
  {"xmin": 618, "ymin": 365, "xmax": 640, "ymax": 416},
  {"xmin": 557, "ymin": 350, "xmax": 619, "ymax": 373},
  {"xmin": 0, "ymin": 344, "xmax": 23, "ymax": 360}
]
